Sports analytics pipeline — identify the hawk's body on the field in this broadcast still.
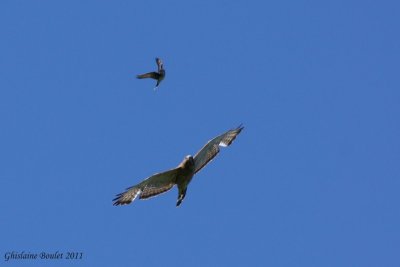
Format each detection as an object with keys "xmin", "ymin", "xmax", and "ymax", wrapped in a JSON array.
[
  {"xmin": 113, "ymin": 125, "xmax": 243, "ymax": 207},
  {"xmin": 137, "ymin": 58, "xmax": 165, "ymax": 89}
]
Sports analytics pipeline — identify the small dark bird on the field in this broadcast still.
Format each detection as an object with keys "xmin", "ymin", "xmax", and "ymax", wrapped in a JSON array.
[
  {"xmin": 136, "ymin": 58, "xmax": 165, "ymax": 90},
  {"xmin": 113, "ymin": 125, "xmax": 244, "ymax": 207}
]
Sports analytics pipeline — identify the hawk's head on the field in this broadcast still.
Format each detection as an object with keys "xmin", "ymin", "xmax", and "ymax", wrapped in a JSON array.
[
  {"xmin": 185, "ymin": 155, "xmax": 194, "ymax": 164},
  {"xmin": 178, "ymin": 155, "xmax": 194, "ymax": 170}
]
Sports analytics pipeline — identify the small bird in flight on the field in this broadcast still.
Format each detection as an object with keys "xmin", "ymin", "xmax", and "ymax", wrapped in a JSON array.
[
  {"xmin": 113, "ymin": 125, "xmax": 244, "ymax": 207},
  {"xmin": 136, "ymin": 57, "xmax": 165, "ymax": 90}
]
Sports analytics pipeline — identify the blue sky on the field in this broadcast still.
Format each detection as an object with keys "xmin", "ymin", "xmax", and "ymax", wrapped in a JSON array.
[{"xmin": 1, "ymin": 1, "xmax": 399, "ymax": 266}]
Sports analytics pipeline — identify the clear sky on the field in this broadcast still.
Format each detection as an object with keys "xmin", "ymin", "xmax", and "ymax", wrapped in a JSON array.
[{"xmin": 1, "ymin": 1, "xmax": 399, "ymax": 266}]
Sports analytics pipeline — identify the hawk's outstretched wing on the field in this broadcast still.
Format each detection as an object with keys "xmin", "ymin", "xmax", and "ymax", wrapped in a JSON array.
[
  {"xmin": 193, "ymin": 125, "xmax": 244, "ymax": 174},
  {"xmin": 113, "ymin": 168, "xmax": 179, "ymax": 205}
]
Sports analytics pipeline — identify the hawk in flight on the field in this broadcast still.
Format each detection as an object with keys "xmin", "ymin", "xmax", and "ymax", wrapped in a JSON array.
[
  {"xmin": 113, "ymin": 125, "xmax": 244, "ymax": 207},
  {"xmin": 136, "ymin": 57, "xmax": 165, "ymax": 90}
]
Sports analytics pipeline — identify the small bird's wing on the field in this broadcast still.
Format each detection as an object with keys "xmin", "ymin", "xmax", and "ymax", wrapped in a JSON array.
[
  {"xmin": 193, "ymin": 125, "xmax": 244, "ymax": 174},
  {"xmin": 156, "ymin": 58, "xmax": 163, "ymax": 72},
  {"xmin": 137, "ymin": 72, "xmax": 159, "ymax": 80},
  {"xmin": 113, "ymin": 168, "xmax": 179, "ymax": 205}
]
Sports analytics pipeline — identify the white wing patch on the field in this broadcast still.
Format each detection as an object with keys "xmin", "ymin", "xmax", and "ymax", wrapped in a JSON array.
[
  {"xmin": 219, "ymin": 141, "xmax": 228, "ymax": 147},
  {"xmin": 132, "ymin": 189, "xmax": 142, "ymax": 202}
]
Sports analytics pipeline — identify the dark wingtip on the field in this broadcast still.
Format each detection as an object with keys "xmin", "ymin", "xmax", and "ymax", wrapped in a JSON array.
[
  {"xmin": 112, "ymin": 199, "xmax": 131, "ymax": 206},
  {"xmin": 112, "ymin": 193, "xmax": 128, "ymax": 206},
  {"xmin": 112, "ymin": 197, "xmax": 121, "ymax": 206},
  {"xmin": 236, "ymin": 124, "xmax": 244, "ymax": 132}
]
